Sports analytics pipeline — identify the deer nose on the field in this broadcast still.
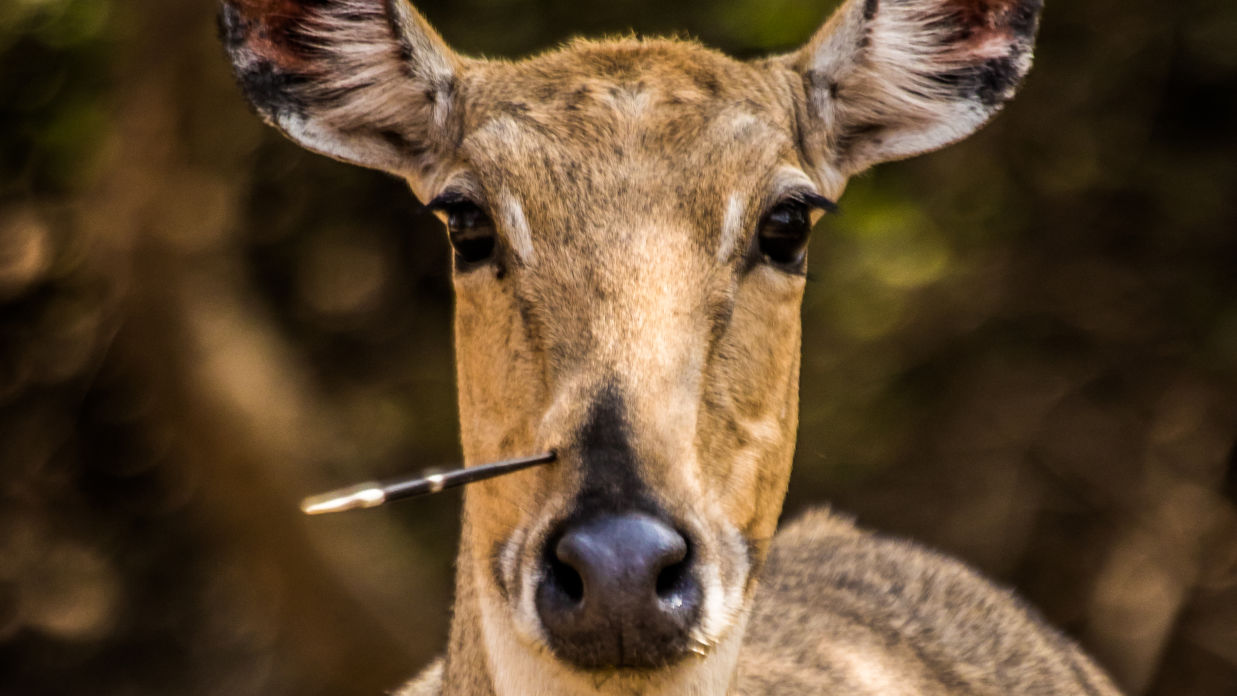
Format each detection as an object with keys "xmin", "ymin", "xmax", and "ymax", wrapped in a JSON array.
[{"xmin": 536, "ymin": 512, "xmax": 702, "ymax": 670}]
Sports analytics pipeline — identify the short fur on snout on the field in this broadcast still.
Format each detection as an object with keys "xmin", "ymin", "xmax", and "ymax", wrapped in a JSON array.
[{"xmin": 221, "ymin": 1, "xmax": 1122, "ymax": 695}]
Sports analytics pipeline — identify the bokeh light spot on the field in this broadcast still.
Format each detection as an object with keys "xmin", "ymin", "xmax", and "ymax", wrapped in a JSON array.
[{"xmin": 0, "ymin": 207, "xmax": 53, "ymax": 300}]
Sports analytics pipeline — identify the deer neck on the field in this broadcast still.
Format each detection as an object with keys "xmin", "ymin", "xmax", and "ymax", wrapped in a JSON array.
[
  {"xmin": 440, "ymin": 527, "xmax": 497, "ymax": 696},
  {"xmin": 442, "ymin": 516, "xmax": 749, "ymax": 696}
]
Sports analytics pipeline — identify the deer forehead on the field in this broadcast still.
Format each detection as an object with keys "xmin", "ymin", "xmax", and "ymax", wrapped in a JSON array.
[{"xmin": 444, "ymin": 41, "xmax": 806, "ymax": 255}]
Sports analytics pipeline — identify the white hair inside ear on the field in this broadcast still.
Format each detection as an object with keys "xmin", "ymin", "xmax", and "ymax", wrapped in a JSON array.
[
  {"xmin": 787, "ymin": 0, "xmax": 1043, "ymax": 178},
  {"xmin": 220, "ymin": 0, "xmax": 461, "ymax": 180}
]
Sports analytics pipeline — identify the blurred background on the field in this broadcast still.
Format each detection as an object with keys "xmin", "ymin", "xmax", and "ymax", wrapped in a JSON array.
[{"xmin": 1, "ymin": 0, "xmax": 1235, "ymax": 694}]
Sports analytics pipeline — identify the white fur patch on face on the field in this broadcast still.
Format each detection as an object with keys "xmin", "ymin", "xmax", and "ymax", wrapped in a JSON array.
[
  {"xmin": 506, "ymin": 486, "xmax": 578, "ymax": 650},
  {"xmin": 499, "ymin": 190, "xmax": 537, "ymax": 264},
  {"xmin": 692, "ymin": 522, "xmax": 752, "ymax": 650},
  {"xmin": 687, "ymin": 412, "xmax": 785, "ymax": 653},
  {"xmin": 717, "ymin": 167, "xmax": 825, "ymax": 263},
  {"xmin": 499, "ymin": 526, "xmax": 527, "ymax": 603},
  {"xmin": 512, "ymin": 516, "xmax": 555, "ymax": 647},
  {"xmin": 717, "ymin": 193, "xmax": 747, "ymax": 263}
]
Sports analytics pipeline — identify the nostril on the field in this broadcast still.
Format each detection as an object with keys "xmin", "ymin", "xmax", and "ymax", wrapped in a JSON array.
[
  {"xmin": 548, "ymin": 551, "xmax": 584, "ymax": 604},
  {"xmin": 655, "ymin": 555, "xmax": 691, "ymax": 601}
]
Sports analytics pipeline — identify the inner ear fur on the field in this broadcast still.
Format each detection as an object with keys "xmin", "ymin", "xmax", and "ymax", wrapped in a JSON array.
[
  {"xmin": 219, "ymin": 0, "xmax": 461, "ymax": 178},
  {"xmin": 786, "ymin": 0, "xmax": 1043, "ymax": 179}
]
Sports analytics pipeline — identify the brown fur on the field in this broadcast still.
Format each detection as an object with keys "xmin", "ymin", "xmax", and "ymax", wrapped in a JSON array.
[{"xmin": 220, "ymin": 1, "xmax": 1122, "ymax": 694}]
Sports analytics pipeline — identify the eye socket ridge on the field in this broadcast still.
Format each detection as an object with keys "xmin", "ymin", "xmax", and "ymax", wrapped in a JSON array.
[
  {"xmin": 428, "ymin": 193, "xmax": 499, "ymax": 268},
  {"xmin": 754, "ymin": 191, "xmax": 837, "ymax": 270}
]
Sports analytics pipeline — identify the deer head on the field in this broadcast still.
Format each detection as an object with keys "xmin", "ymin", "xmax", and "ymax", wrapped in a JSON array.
[{"xmin": 221, "ymin": 0, "xmax": 1042, "ymax": 693}]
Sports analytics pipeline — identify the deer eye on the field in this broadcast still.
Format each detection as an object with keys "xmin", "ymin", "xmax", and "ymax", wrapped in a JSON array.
[
  {"xmin": 430, "ymin": 196, "xmax": 498, "ymax": 269},
  {"xmin": 757, "ymin": 200, "xmax": 813, "ymax": 269},
  {"xmin": 754, "ymin": 193, "xmax": 837, "ymax": 271}
]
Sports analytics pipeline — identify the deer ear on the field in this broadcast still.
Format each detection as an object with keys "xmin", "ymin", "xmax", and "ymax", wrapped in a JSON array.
[
  {"xmin": 787, "ymin": 0, "xmax": 1043, "ymax": 178},
  {"xmin": 219, "ymin": 0, "xmax": 460, "ymax": 178}
]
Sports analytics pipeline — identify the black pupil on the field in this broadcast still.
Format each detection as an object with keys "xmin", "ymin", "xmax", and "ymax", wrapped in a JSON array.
[
  {"xmin": 447, "ymin": 204, "xmax": 496, "ymax": 265},
  {"xmin": 759, "ymin": 202, "xmax": 811, "ymax": 266}
]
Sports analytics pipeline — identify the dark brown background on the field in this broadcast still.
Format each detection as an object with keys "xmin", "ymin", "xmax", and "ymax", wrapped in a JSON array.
[{"xmin": 1, "ymin": 1, "xmax": 1235, "ymax": 694}]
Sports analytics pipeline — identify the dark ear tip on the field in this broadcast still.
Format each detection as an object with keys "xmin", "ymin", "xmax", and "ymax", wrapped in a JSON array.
[
  {"xmin": 217, "ymin": 2, "xmax": 250, "ymax": 51},
  {"xmin": 1007, "ymin": 0, "xmax": 1047, "ymax": 40},
  {"xmin": 216, "ymin": 0, "xmax": 315, "ymax": 123},
  {"xmin": 976, "ymin": 55, "xmax": 1029, "ymax": 108},
  {"xmin": 237, "ymin": 61, "xmax": 311, "ymax": 123}
]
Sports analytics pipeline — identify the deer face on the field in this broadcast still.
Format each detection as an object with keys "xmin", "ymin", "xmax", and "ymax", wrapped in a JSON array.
[
  {"xmin": 222, "ymin": 0, "xmax": 1041, "ymax": 686},
  {"xmin": 445, "ymin": 46, "xmax": 818, "ymax": 672}
]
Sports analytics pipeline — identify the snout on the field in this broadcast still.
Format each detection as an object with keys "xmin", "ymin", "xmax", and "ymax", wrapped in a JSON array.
[{"xmin": 535, "ymin": 512, "xmax": 702, "ymax": 670}]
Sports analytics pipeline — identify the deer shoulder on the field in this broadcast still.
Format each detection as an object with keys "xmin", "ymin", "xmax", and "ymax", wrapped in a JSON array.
[{"xmin": 737, "ymin": 510, "xmax": 1120, "ymax": 695}]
